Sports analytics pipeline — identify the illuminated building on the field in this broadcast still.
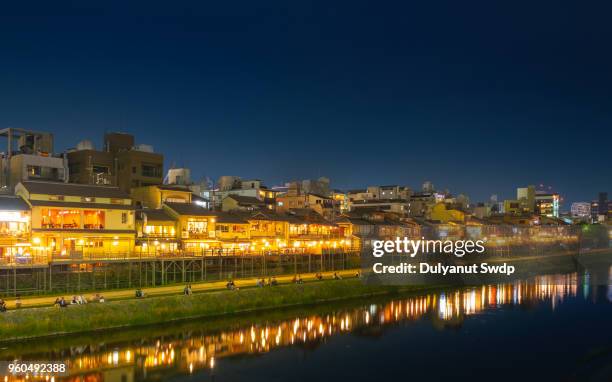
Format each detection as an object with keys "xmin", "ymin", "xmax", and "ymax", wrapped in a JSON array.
[
  {"xmin": 570, "ymin": 202, "xmax": 591, "ymax": 218},
  {"xmin": 136, "ymin": 208, "xmax": 179, "ymax": 254},
  {"xmin": 535, "ymin": 192, "xmax": 560, "ymax": 218},
  {"xmin": 15, "ymin": 181, "xmax": 135, "ymax": 257},
  {"xmin": 0, "ymin": 196, "xmax": 31, "ymax": 264}
]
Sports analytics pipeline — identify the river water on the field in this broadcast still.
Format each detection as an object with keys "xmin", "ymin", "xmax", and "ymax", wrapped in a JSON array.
[{"xmin": 1, "ymin": 268, "xmax": 611, "ymax": 382}]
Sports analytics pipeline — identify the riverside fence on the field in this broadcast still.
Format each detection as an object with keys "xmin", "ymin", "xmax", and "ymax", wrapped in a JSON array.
[{"xmin": 0, "ymin": 250, "xmax": 361, "ymax": 296}]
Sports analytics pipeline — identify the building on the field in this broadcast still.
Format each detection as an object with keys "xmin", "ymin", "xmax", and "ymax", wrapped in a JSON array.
[
  {"xmin": 67, "ymin": 132, "xmax": 164, "ymax": 193},
  {"xmin": 163, "ymin": 202, "xmax": 220, "ymax": 251},
  {"xmin": 131, "ymin": 184, "xmax": 194, "ymax": 209},
  {"xmin": 332, "ymin": 190, "xmax": 349, "ymax": 213},
  {"xmin": 222, "ymin": 195, "xmax": 266, "ymax": 212},
  {"xmin": 210, "ymin": 176, "xmax": 278, "ymax": 211},
  {"xmin": 0, "ymin": 196, "xmax": 32, "ymax": 265},
  {"xmin": 135, "ymin": 208, "xmax": 178, "ymax": 254},
  {"xmin": 276, "ymin": 192, "xmax": 338, "ymax": 220},
  {"xmin": 570, "ymin": 202, "xmax": 591, "ymax": 218},
  {"xmin": 535, "ymin": 192, "xmax": 560, "ymax": 218},
  {"xmin": 283, "ymin": 177, "xmax": 332, "ymax": 198},
  {"xmin": 0, "ymin": 128, "xmax": 67, "ymax": 192},
  {"xmin": 591, "ymin": 192, "xmax": 610, "ymax": 223},
  {"xmin": 15, "ymin": 181, "xmax": 135, "ymax": 258},
  {"xmin": 428, "ymin": 202, "xmax": 465, "ymax": 223},
  {"xmin": 165, "ymin": 168, "xmax": 191, "ymax": 186},
  {"xmin": 516, "ymin": 185, "xmax": 536, "ymax": 213},
  {"xmin": 503, "ymin": 200, "xmax": 521, "ymax": 215},
  {"xmin": 407, "ymin": 192, "xmax": 436, "ymax": 217}
]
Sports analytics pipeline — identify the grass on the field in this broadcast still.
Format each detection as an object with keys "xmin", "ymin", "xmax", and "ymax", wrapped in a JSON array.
[{"xmin": 0, "ymin": 279, "xmax": 426, "ymax": 341}]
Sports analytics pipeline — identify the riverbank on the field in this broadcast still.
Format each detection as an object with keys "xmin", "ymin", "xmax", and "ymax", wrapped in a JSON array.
[
  {"xmin": 0, "ymin": 278, "xmax": 432, "ymax": 342},
  {"xmin": 0, "ymin": 269, "xmax": 360, "ymax": 309}
]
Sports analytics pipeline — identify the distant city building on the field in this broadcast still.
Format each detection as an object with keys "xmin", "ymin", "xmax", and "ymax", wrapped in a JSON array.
[
  {"xmin": 516, "ymin": 185, "xmax": 535, "ymax": 213},
  {"xmin": 67, "ymin": 132, "xmax": 164, "ymax": 193},
  {"xmin": 422, "ymin": 181, "xmax": 434, "ymax": 193},
  {"xmin": 570, "ymin": 202, "xmax": 591, "ymax": 218},
  {"xmin": 535, "ymin": 192, "xmax": 560, "ymax": 218},
  {"xmin": 591, "ymin": 192, "xmax": 610, "ymax": 223},
  {"xmin": 165, "ymin": 168, "xmax": 191, "ymax": 186},
  {"xmin": 286, "ymin": 177, "xmax": 331, "ymax": 197},
  {"xmin": 211, "ymin": 176, "xmax": 277, "ymax": 211}
]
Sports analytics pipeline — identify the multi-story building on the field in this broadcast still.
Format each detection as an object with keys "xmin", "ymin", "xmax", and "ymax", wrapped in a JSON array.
[
  {"xmin": 222, "ymin": 195, "xmax": 266, "ymax": 212},
  {"xmin": 590, "ymin": 192, "xmax": 611, "ymax": 223},
  {"xmin": 277, "ymin": 192, "xmax": 338, "ymax": 220},
  {"xmin": 332, "ymin": 190, "xmax": 349, "ymax": 213},
  {"xmin": 163, "ymin": 202, "xmax": 220, "ymax": 251},
  {"xmin": 535, "ymin": 192, "xmax": 560, "ymax": 218},
  {"xmin": 0, "ymin": 128, "xmax": 68, "ymax": 192},
  {"xmin": 135, "ymin": 208, "xmax": 178, "ymax": 254},
  {"xmin": 286, "ymin": 177, "xmax": 331, "ymax": 197},
  {"xmin": 407, "ymin": 192, "xmax": 436, "ymax": 217},
  {"xmin": 67, "ymin": 132, "xmax": 164, "ymax": 193},
  {"xmin": 210, "ymin": 176, "xmax": 278, "ymax": 211},
  {"xmin": 15, "ymin": 181, "xmax": 135, "ymax": 258},
  {"xmin": 571, "ymin": 202, "xmax": 591, "ymax": 218},
  {"xmin": 516, "ymin": 185, "xmax": 536, "ymax": 213},
  {"xmin": 131, "ymin": 184, "xmax": 194, "ymax": 209}
]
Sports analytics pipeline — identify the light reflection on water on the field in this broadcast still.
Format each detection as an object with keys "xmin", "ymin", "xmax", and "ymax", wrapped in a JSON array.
[{"xmin": 3, "ymin": 269, "xmax": 612, "ymax": 382}]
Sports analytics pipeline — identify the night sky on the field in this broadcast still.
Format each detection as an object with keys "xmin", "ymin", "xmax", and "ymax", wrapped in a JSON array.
[{"xmin": 1, "ymin": 1, "xmax": 611, "ymax": 207}]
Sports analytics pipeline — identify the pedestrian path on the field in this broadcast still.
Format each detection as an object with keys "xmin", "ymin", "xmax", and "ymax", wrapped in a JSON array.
[{"xmin": 3, "ymin": 269, "xmax": 360, "ymax": 309}]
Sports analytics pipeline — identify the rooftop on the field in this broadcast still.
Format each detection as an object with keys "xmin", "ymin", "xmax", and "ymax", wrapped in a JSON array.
[{"xmin": 20, "ymin": 181, "xmax": 129, "ymax": 199}]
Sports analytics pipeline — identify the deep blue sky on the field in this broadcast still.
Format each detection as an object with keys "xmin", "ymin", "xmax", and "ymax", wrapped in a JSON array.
[{"xmin": 1, "ymin": 1, "xmax": 611, "ymax": 207}]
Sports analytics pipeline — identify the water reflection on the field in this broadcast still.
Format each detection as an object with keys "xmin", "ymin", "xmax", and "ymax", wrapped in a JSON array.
[{"xmin": 3, "ymin": 270, "xmax": 611, "ymax": 382}]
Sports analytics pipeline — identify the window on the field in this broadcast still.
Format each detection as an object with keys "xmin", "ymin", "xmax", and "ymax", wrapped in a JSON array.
[
  {"xmin": 41, "ymin": 209, "xmax": 80, "ymax": 229},
  {"xmin": 49, "ymin": 195, "xmax": 65, "ymax": 201},
  {"xmin": 187, "ymin": 219, "xmax": 207, "ymax": 234},
  {"xmin": 27, "ymin": 166, "xmax": 64, "ymax": 181},
  {"xmin": 141, "ymin": 164, "xmax": 162, "ymax": 178},
  {"xmin": 111, "ymin": 198, "xmax": 125, "ymax": 205},
  {"xmin": 217, "ymin": 224, "xmax": 229, "ymax": 233},
  {"xmin": 132, "ymin": 166, "xmax": 137, "ymax": 174},
  {"xmin": 92, "ymin": 165, "xmax": 110, "ymax": 174},
  {"xmin": 121, "ymin": 212, "xmax": 127, "ymax": 224},
  {"xmin": 83, "ymin": 210, "xmax": 105, "ymax": 229}
]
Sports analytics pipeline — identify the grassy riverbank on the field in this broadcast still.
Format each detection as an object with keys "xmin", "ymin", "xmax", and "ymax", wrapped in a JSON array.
[{"xmin": 0, "ymin": 279, "xmax": 429, "ymax": 342}]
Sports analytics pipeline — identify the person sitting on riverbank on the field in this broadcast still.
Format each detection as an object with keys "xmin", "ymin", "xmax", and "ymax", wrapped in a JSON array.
[
  {"xmin": 295, "ymin": 275, "xmax": 303, "ymax": 284},
  {"xmin": 59, "ymin": 297, "xmax": 68, "ymax": 308},
  {"xmin": 71, "ymin": 296, "xmax": 78, "ymax": 304},
  {"xmin": 256, "ymin": 278, "xmax": 264, "ymax": 287},
  {"xmin": 183, "ymin": 284, "xmax": 193, "ymax": 296},
  {"xmin": 315, "ymin": 272, "xmax": 323, "ymax": 281},
  {"xmin": 226, "ymin": 280, "xmax": 236, "ymax": 290},
  {"xmin": 271, "ymin": 277, "xmax": 278, "ymax": 286},
  {"xmin": 135, "ymin": 288, "xmax": 145, "ymax": 298},
  {"xmin": 333, "ymin": 272, "xmax": 342, "ymax": 280},
  {"xmin": 98, "ymin": 294, "xmax": 105, "ymax": 303},
  {"xmin": 79, "ymin": 295, "xmax": 88, "ymax": 304},
  {"xmin": 15, "ymin": 295, "xmax": 22, "ymax": 309},
  {"xmin": 0, "ymin": 299, "xmax": 6, "ymax": 312}
]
